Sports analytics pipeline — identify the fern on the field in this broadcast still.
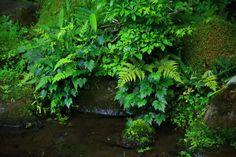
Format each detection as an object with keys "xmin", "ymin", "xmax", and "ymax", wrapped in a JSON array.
[
  {"xmin": 52, "ymin": 66, "xmax": 75, "ymax": 84},
  {"xmin": 117, "ymin": 63, "xmax": 145, "ymax": 87},
  {"xmin": 54, "ymin": 58, "xmax": 72, "ymax": 70},
  {"xmin": 117, "ymin": 58, "xmax": 182, "ymax": 87},
  {"xmin": 201, "ymin": 70, "xmax": 218, "ymax": 91},
  {"xmin": 35, "ymin": 76, "xmax": 52, "ymax": 91},
  {"xmin": 158, "ymin": 58, "xmax": 182, "ymax": 83}
]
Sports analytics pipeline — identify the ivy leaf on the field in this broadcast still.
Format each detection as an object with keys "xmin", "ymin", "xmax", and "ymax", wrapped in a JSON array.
[
  {"xmin": 64, "ymin": 97, "xmax": 73, "ymax": 108},
  {"xmin": 140, "ymin": 81, "xmax": 153, "ymax": 98},
  {"xmin": 77, "ymin": 78, "xmax": 87, "ymax": 88},
  {"xmin": 143, "ymin": 112, "xmax": 155, "ymax": 125},
  {"xmin": 136, "ymin": 98, "xmax": 147, "ymax": 108},
  {"xmin": 155, "ymin": 88, "xmax": 167, "ymax": 99},
  {"xmin": 154, "ymin": 114, "xmax": 165, "ymax": 125},
  {"xmin": 124, "ymin": 94, "xmax": 134, "ymax": 109},
  {"xmin": 152, "ymin": 100, "xmax": 166, "ymax": 112},
  {"xmin": 150, "ymin": 71, "xmax": 161, "ymax": 81},
  {"xmin": 84, "ymin": 60, "xmax": 95, "ymax": 72}
]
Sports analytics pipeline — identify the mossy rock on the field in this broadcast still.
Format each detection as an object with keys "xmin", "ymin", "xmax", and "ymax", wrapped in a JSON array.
[
  {"xmin": 0, "ymin": 103, "xmax": 35, "ymax": 127},
  {"xmin": 76, "ymin": 77, "xmax": 125, "ymax": 116},
  {"xmin": 122, "ymin": 119, "xmax": 155, "ymax": 148},
  {"xmin": 182, "ymin": 17, "xmax": 236, "ymax": 71},
  {"xmin": 204, "ymin": 78, "xmax": 236, "ymax": 128},
  {"xmin": 36, "ymin": 0, "xmax": 79, "ymax": 27}
]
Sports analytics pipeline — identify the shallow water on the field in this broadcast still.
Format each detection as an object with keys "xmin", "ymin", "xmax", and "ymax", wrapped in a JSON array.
[{"xmin": 0, "ymin": 113, "xmax": 235, "ymax": 157}]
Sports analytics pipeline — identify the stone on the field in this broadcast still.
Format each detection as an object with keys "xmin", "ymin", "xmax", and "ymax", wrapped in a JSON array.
[
  {"xmin": 0, "ymin": 0, "xmax": 39, "ymax": 25},
  {"xmin": 204, "ymin": 76, "xmax": 236, "ymax": 128},
  {"xmin": 0, "ymin": 101, "xmax": 41, "ymax": 129},
  {"xmin": 76, "ymin": 76, "xmax": 126, "ymax": 116}
]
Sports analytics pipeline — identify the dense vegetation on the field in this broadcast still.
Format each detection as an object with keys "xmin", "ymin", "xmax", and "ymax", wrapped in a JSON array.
[{"xmin": 0, "ymin": 0, "xmax": 236, "ymax": 155}]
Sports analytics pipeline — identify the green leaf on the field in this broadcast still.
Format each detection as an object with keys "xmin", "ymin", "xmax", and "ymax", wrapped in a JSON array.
[
  {"xmin": 150, "ymin": 71, "xmax": 161, "ymax": 81},
  {"xmin": 201, "ymin": 70, "xmax": 218, "ymax": 91},
  {"xmin": 158, "ymin": 58, "xmax": 182, "ymax": 83},
  {"xmin": 154, "ymin": 114, "xmax": 165, "ymax": 125},
  {"xmin": 66, "ymin": 0, "xmax": 70, "ymax": 12},
  {"xmin": 35, "ymin": 76, "xmax": 52, "ymax": 91},
  {"xmin": 135, "ymin": 53, "xmax": 143, "ymax": 60},
  {"xmin": 140, "ymin": 81, "xmax": 153, "ymax": 98},
  {"xmin": 58, "ymin": 9, "xmax": 64, "ymax": 28},
  {"xmin": 77, "ymin": 78, "xmax": 87, "ymax": 88},
  {"xmin": 124, "ymin": 94, "xmax": 134, "ymax": 109},
  {"xmin": 152, "ymin": 100, "xmax": 166, "ymax": 112},
  {"xmin": 89, "ymin": 13, "xmax": 97, "ymax": 32},
  {"xmin": 136, "ymin": 98, "xmax": 147, "ymax": 108},
  {"xmin": 84, "ymin": 60, "xmax": 95, "ymax": 72},
  {"xmin": 65, "ymin": 97, "xmax": 73, "ymax": 108},
  {"xmin": 54, "ymin": 58, "xmax": 72, "ymax": 70}
]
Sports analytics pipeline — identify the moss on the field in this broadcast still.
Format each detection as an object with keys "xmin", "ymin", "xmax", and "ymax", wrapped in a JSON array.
[
  {"xmin": 36, "ymin": 0, "xmax": 79, "ymax": 27},
  {"xmin": 122, "ymin": 119, "xmax": 155, "ymax": 148},
  {"xmin": 182, "ymin": 16, "xmax": 236, "ymax": 71},
  {"xmin": 184, "ymin": 120, "xmax": 236, "ymax": 152}
]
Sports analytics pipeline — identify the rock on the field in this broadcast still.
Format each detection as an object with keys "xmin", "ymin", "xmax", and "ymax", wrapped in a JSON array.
[
  {"xmin": 0, "ymin": 100, "xmax": 42, "ymax": 130},
  {"xmin": 227, "ymin": 75, "xmax": 236, "ymax": 86},
  {"xmin": 204, "ymin": 77, "xmax": 236, "ymax": 127},
  {"xmin": 76, "ymin": 77, "xmax": 126, "ymax": 116},
  {"xmin": 0, "ymin": 0, "xmax": 39, "ymax": 25}
]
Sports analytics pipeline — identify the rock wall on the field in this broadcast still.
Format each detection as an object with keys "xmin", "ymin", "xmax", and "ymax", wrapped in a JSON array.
[{"xmin": 204, "ymin": 76, "xmax": 236, "ymax": 128}]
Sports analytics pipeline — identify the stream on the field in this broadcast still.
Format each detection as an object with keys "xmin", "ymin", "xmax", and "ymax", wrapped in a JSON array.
[{"xmin": 0, "ymin": 113, "xmax": 235, "ymax": 157}]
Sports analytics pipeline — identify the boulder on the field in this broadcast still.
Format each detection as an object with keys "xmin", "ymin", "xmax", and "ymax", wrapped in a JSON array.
[
  {"xmin": 0, "ymin": 0, "xmax": 39, "ymax": 25},
  {"xmin": 204, "ymin": 76, "xmax": 236, "ymax": 128},
  {"xmin": 76, "ymin": 77, "xmax": 126, "ymax": 116}
]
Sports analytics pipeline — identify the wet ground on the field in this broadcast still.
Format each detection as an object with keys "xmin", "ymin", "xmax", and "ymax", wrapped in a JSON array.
[{"xmin": 0, "ymin": 113, "xmax": 235, "ymax": 157}]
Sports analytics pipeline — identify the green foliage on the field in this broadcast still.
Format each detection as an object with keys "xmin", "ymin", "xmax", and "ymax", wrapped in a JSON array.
[
  {"xmin": 116, "ymin": 57, "xmax": 182, "ymax": 125},
  {"xmin": 158, "ymin": 58, "xmax": 182, "ymax": 83},
  {"xmin": 171, "ymin": 66, "xmax": 218, "ymax": 128},
  {"xmin": 122, "ymin": 119, "xmax": 155, "ymax": 150},
  {"xmin": 183, "ymin": 121, "xmax": 236, "ymax": 152},
  {"xmin": 20, "ymin": 18, "xmax": 101, "ymax": 113},
  {"xmin": 0, "ymin": 16, "xmax": 31, "ymax": 102},
  {"xmin": 117, "ymin": 58, "xmax": 182, "ymax": 88},
  {"xmin": 0, "ymin": 16, "xmax": 28, "ymax": 68},
  {"xmin": 117, "ymin": 62, "xmax": 146, "ymax": 88},
  {"xmin": 99, "ymin": 0, "xmax": 192, "ymax": 77}
]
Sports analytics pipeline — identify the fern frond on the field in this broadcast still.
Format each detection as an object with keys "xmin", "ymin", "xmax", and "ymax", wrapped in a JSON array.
[
  {"xmin": 158, "ymin": 58, "xmax": 182, "ymax": 83},
  {"xmin": 54, "ymin": 58, "xmax": 72, "ymax": 70},
  {"xmin": 35, "ymin": 76, "xmax": 52, "ymax": 91},
  {"xmin": 201, "ymin": 70, "xmax": 218, "ymax": 91},
  {"xmin": 52, "ymin": 66, "xmax": 75, "ymax": 84},
  {"xmin": 117, "ymin": 63, "xmax": 145, "ymax": 87}
]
